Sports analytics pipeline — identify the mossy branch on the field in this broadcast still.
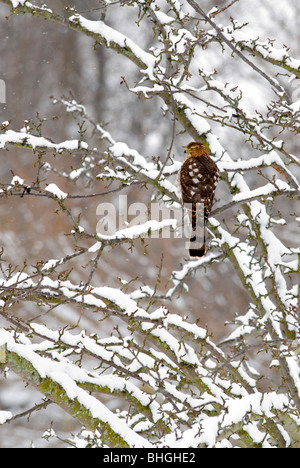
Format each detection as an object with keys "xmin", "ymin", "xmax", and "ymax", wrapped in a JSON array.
[{"xmin": 1, "ymin": 348, "xmax": 131, "ymax": 447}]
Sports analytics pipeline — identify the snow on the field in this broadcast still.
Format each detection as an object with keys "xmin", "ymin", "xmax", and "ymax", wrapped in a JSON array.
[
  {"xmin": 11, "ymin": 0, "xmax": 28, "ymax": 6},
  {"xmin": 0, "ymin": 272, "xmax": 34, "ymax": 289},
  {"xmin": 88, "ymin": 241, "xmax": 102, "ymax": 253},
  {"xmin": 163, "ymin": 313, "xmax": 207, "ymax": 340},
  {"xmin": 210, "ymin": 216, "xmax": 290, "ymax": 338},
  {"xmin": 218, "ymin": 149, "xmax": 295, "ymax": 174},
  {"xmin": 130, "ymin": 285, "xmax": 155, "ymax": 300},
  {"xmin": 45, "ymin": 183, "xmax": 68, "ymax": 200},
  {"xmin": 42, "ymin": 259, "xmax": 60, "ymax": 271},
  {"xmin": 10, "ymin": 0, "xmax": 52, "ymax": 12},
  {"xmin": 166, "ymin": 252, "xmax": 221, "ymax": 298},
  {"xmin": 173, "ymin": 92, "xmax": 211, "ymax": 135},
  {"xmin": 161, "ymin": 391, "xmax": 291, "ymax": 447},
  {"xmin": 105, "ymin": 141, "xmax": 178, "ymax": 196},
  {"xmin": 92, "ymin": 286, "xmax": 148, "ymax": 317},
  {"xmin": 0, "ymin": 129, "xmax": 88, "ymax": 152},
  {"xmin": 0, "ymin": 330, "xmax": 152, "ymax": 447},
  {"xmin": 290, "ymin": 100, "xmax": 300, "ymax": 113},
  {"xmin": 97, "ymin": 219, "xmax": 177, "ymax": 241},
  {"xmin": 232, "ymin": 180, "xmax": 291, "ymax": 203},
  {"xmin": 243, "ymin": 422, "xmax": 265, "ymax": 444},
  {"xmin": 0, "ymin": 411, "xmax": 12, "ymax": 424},
  {"xmin": 285, "ymin": 355, "xmax": 300, "ymax": 399},
  {"xmin": 69, "ymin": 14, "xmax": 157, "ymax": 80},
  {"xmin": 1, "ymin": 0, "xmax": 300, "ymax": 449},
  {"xmin": 1, "ymin": 254, "xmax": 299, "ymax": 447},
  {"xmin": 10, "ymin": 175, "xmax": 24, "ymax": 186},
  {"xmin": 152, "ymin": 9, "xmax": 174, "ymax": 25}
]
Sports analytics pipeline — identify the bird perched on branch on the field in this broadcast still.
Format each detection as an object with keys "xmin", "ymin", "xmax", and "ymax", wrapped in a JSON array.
[{"xmin": 179, "ymin": 142, "xmax": 219, "ymax": 257}]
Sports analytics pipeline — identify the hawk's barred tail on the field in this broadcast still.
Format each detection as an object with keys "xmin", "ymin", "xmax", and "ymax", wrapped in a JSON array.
[
  {"xmin": 189, "ymin": 208, "xmax": 206, "ymax": 257},
  {"xmin": 189, "ymin": 219, "xmax": 206, "ymax": 257}
]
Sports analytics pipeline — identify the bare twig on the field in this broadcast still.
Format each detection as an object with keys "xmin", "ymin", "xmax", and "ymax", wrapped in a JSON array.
[{"xmin": 186, "ymin": 0, "xmax": 290, "ymax": 102}]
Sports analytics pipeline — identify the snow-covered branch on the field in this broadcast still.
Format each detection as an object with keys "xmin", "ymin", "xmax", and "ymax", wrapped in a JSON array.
[{"xmin": 0, "ymin": 0, "xmax": 299, "ymax": 448}]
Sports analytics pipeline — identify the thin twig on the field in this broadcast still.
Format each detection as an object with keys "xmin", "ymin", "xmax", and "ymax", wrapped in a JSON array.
[
  {"xmin": 4, "ymin": 400, "xmax": 52, "ymax": 424},
  {"xmin": 186, "ymin": 0, "xmax": 290, "ymax": 102}
]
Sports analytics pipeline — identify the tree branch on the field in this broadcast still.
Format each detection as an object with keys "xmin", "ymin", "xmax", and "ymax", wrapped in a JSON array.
[{"xmin": 186, "ymin": 0, "xmax": 290, "ymax": 101}]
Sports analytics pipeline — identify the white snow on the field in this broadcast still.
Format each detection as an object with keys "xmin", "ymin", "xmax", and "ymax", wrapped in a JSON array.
[
  {"xmin": 0, "ymin": 329, "xmax": 152, "ymax": 447},
  {"xmin": 69, "ymin": 14, "xmax": 157, "ymax": 80},
  {"xmin": 45, "ymin": 183, "xmax": 68, "ymax": 200},
  {"xmin": 0, "ymin": 411, "xmax": 12, "ymax": 424},
  {"xmin": 0, "ymin": 130, "xmax": 88, "ymax": 152},
  {"xmin": 1, "ymin": 0, "xmax": 299, "ymax": 449},
  {"xmin": 11, "ymin": 0, "xmax": 28, "ymax": 6},
  {"xmin": 97, "ymin": 219, "xmax": 177, "ymax": 241},
  {"xmin": 232, "ymin": 180, "xmax": 291, "ymax": 203}
]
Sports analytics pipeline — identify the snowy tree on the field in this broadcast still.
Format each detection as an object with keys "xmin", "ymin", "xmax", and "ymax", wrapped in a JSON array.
[{"xmin": 0, "ymin": 0, "xmax": 299, "ymax": 448}]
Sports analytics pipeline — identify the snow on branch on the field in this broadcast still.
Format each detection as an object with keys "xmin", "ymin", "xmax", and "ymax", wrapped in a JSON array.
[
  {"xmin": 211, "ymin": 219, "xmax": 294, "ymax": 337},
  {"xmin": 1, "ymin": 0, "xmax": 300, "ymax": 447},
  {"xmin": 227, "ymin": 31, "xmax": 300, "ymax": 78},
  {"xmin": 0, "ymin": 269, "xmax": 255, "ymax": 394},
  {"xmin": 93, "ymin": 123, "xmax": 181, "ymax": 201},
  {"xmin": 0, "ymin": 128, "xmax": 88, "ymax": 152},
  {"xmin": 0, "ymin": 328, "xmax": 153, "ymax": 448},
  {"xmin": 95, "ymin": 219, "xmax": 177, "ymax": 242},
  {"xmin": 186, "ymin": 0, "xmax": 288, "ymax": 98},
  {"xmin": 69, "ymin": 13, "xmax": 159, "ymax": 78},
  {"xmin": 3, "ymin": 291, "xmax": 283, "ymax": 447},
  {"xmin": 164, "ymin": 252, "xmax": 223, "ymax": 299},
  {"xmin": 218, "ymin": 151, "xmax": 299, "ymax": 189},
  {"xmin": 1, "ymin": 1, "xmax": 160, "ymax": 77},
  {"xmin": 231, "ymin": 180, "xmax": 293, "ymax": 202}
]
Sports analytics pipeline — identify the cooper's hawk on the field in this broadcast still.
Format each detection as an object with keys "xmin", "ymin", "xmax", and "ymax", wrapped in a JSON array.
[{"xmin": 179, "ymin": 142, "xmax": 219, "ymax": 257}]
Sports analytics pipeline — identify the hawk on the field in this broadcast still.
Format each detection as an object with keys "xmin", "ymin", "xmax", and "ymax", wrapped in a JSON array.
[{"xmin": 179, "ymin": 142, "xmax": 219, "ymax": 257}]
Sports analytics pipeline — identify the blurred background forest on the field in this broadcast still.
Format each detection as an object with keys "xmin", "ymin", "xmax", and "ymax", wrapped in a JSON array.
[{"xmin": 0, "ymin": 0, "xmax": 299, "ymax": 447}]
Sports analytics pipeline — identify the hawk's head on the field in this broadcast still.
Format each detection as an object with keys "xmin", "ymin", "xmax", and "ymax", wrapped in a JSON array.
[{"xmin": 184, "ymin": 142, "xmax": 209, "ymax": 158}]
